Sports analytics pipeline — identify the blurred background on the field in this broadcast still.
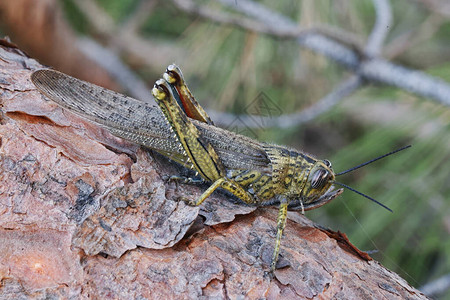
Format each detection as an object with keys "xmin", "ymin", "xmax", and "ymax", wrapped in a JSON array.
[{"xmin": 0, "ymin": 0, "xmax": 449, "ymax": 298}]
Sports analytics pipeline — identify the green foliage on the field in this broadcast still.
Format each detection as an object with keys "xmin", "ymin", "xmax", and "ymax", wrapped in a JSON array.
[
  {"xmin": 141, "ymin": 4, "xmax": 194, "ymax": 38},
  {"xmin": 61, "ymin": 0, "xmax": 90, "ymax": 34},
  {"xmin": 94, "ymin": 0, "xmax": 138, "ymax": 21}
]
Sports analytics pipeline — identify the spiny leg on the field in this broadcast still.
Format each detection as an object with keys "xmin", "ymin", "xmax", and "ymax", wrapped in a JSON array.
[
  {"xmin": 220, "ymin": 179, "xmax": 256, "ymax": 205},
  {"xmin": 185, "ymin": 177, "xmax": 257, "ymax": 206},
  {"xmin": 152, "ymin": 78, "xmax": 255, "ymax": 206},
  {"xmin": 271, "ymin": 200, "xmax": 288, "ymax": 272},
  {"xmin": 187, "ymin": 177, "xmax": 226, "ymax": 206},
  {"xmin": 163, "ymin": 64, "xmax": 214, "ymax": 125},
  {"xmin": 152, "ymin": 79, "xmax": 225, "ymax": 183},
  {"xmin": 159, "ymin": 66, "xmax": 220, "ymax": 189}
]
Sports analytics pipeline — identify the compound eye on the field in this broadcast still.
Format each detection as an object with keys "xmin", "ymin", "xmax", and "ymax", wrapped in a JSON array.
[
  {"xmin": 311, "ymin": 169, "xmax": 329, "ymax": 189},
  {"xmin": 323, "ymin": 159, "xmax": 332, "ymax": 168}
]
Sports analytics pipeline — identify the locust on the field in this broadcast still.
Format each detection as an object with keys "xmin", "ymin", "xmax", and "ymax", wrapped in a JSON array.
[{"xmin": 31, "ymin": 66, "xmax": 410, "ymax": 272}]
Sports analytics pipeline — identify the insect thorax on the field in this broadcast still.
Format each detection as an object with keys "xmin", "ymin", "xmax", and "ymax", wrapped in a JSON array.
[
  {"xmin": 226, "ymin": 144, "xmax": 318, "ymax": 204},
  {"xmin": 262, "ymin": 145, "xmax": 314, "ymax": 198}
]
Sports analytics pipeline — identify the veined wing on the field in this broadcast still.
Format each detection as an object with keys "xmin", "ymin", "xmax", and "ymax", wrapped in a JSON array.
[{"xmin": 31, "ymin": 69, "xmax": 270, "ymax": 172}]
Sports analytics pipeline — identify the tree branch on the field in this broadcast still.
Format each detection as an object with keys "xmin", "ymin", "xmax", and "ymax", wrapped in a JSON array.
[
  {"xmin": 209, "ymin": 76, "xmax": 363, "ymax": 129},
  {"xmin": 419, "ymin": 273, "xmax": 450, "ymax": 298},
  {"xmin": 365, "ymin": 0, "xmax": 392, "ymax": 57},
  {"xmin": 213, "ymin": 0, "xmax": 450, "ymax": 105}
]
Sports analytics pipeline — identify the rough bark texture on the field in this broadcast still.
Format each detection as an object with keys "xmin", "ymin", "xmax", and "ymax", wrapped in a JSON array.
[{"xmin": 0, "ymin": 41, "xmax": 429, "ymax": 299}]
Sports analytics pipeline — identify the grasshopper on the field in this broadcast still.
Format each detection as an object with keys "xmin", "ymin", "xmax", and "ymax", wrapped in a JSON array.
[{"xmin": 31, "ymin": 65, "xmax": 409, "ymax": 272}]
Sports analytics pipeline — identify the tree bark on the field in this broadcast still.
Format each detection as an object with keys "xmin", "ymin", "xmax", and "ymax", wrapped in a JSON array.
[{"xmin": 0, "ymin": 41, "xmax": 429, "ymax": 299}]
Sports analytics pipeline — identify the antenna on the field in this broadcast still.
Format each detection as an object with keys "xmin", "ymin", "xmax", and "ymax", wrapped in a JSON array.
[
  {"xmin": 332, "ymin": 145, "xmax": 411, "ymax": 212},
  {"xmin": 335, "ymin": 145, "xmax": 411, "ymax": 176},
  {"xmin": 333, "ymin": 182, "xmax": 393, "ymax": 212}
]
